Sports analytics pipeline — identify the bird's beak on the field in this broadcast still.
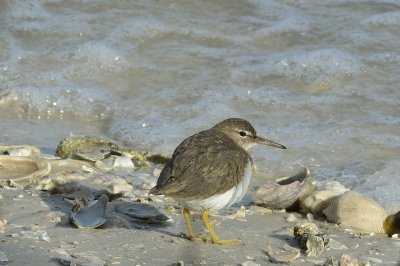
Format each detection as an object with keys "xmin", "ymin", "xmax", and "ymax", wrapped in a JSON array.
[{"xmin": 255, "ymin": 136, "xmax": 287, "ymax": 149}]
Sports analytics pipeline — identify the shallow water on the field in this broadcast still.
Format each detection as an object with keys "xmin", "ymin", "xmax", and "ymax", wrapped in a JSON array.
[{"xmin": 1, "ymin": 0, "xmax": 399, "ymax": 211}]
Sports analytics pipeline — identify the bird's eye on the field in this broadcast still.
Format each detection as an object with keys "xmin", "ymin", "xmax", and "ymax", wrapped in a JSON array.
[{"xmin": 239, "ymin": 131, "xmax": 247, "ymax": 137}]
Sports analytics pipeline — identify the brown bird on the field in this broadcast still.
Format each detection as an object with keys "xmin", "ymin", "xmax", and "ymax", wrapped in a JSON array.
[{"xmin": 150, "ymin": 118, "xmax": 286, "ymax": 244}]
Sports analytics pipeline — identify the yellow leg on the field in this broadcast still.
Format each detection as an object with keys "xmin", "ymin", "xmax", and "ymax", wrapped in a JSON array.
[
  {"xmin": 200, "ymin": 209, "xmax": 240, "ymax": 245},
  {"xmin": 183, "ymin": 207, "xmax": 197, "ymax": 240}
]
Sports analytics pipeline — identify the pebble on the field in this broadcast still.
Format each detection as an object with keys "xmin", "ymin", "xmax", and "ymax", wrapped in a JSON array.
[
  {"xmin": 0, "ymin": 219, "xmax": 7, "ymax": 233},
  {"xmin": 14, "ymin": 230, "xmax": 50, "ymax": 242},
  {"xmin": 285, "ymin": 213, "xmax": 297, "ymax": 223},
  {"xmin": 0, "ymin": 251, "xmax": 8, "ymax": 264},
  {"xmin": 241, "ymin": 261, "xmax": 260, "ymax": 266},
  {"xmin": 338, "ymin": 254, "xmax": 361, "ymax": 266}
]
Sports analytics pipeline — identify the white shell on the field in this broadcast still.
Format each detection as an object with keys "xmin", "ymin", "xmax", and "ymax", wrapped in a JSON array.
[
  {"xmin": 300, "ymin": 190, "xmax": 339, "ymax": 216},
  {"xmin": 0, "ymin": 155, "xmax": 51, "ymax": 186},
  {"xmin": 323, "ymin": 191, "xmax": 388, "ymax": 234}
]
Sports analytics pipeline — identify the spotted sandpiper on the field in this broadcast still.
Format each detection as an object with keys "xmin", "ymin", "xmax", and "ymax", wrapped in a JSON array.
[{"xmin": 150, "ymin": 118, "xmax": 286, "ymax": 244}]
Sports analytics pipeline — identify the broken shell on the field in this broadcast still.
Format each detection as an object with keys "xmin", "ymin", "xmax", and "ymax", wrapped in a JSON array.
[
  {"xmin": 49, "ymin": 159, "xmax": 94, "ymax": 175},
  {"xmin": 266, "ymin": 244, "xmax": 301, "ymax": 263},
  {"xmin": 117, "ymin": 202, "xmax": 169, "ymax": 222},
  {"xmin": 55, "ymin": 135, "xmax": 123, "ymax": 161},
  {"xmin": 0, "ymin": 145, "xmax": 41, "ymax": 156},
  {"xmin": 323, "ymin": 191, "xmax": 400, "ymax": 236},
  {"xmin": 71, "ymin": 194, "xmax": 109, "ymax": 229},
  {"xmin": 55, "ymin": 135, "xmax": 170, "ymax": 166},
  {"xmin": 293, "ymin": 222, "xmax": 329, "ymax": 257},
  {"xmin": 94, "ymin": 155, "xmax": 135, "ymax": 170},
  {"xmin": 300, "ymin": 190, "xmax": 340, "ymax": 216},
  {"xmin": 0, "ymin": 155, "xmax": 51, "ymax": 186},
  {"xmin": 253, "ymin": 167, "xmax": 312, "ymax": 209}
]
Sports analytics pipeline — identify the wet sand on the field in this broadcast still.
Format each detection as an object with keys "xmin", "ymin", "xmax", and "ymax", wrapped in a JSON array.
[{"xmin": 1, "ymin": 179, "xmax": 399, "ymax": 266}]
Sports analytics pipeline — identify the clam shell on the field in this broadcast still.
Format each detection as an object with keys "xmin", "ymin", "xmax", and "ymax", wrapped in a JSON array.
[
  {"xmin": 0, "ymin": 145, "xmax": 41, "ymax": 156},
  {"xmin": 71, "ymin": 194, "xmax": 109, "ymax": 229},
  {"xmin": 117, "ymin": 202, "xmax": 169, "ymax": 222},
  {"xmin": 253, "ymin": 167, "xmax": 311, "ymax": 209},
  {"xmin": 0, "ymin": 155, "xmax": 51, "ymax": 186},
  {"xmin": 323, "ymin": 191, "xmax": 388, "ymax": 234},
  {"xmin": 300, "ymin": 190, "xmax": 339, "ymax": 216}
]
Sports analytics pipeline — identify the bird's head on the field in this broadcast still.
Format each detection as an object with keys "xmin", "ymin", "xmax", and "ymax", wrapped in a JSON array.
[{"xmin": 213, "ymin": 118, "xmax": 286, "ymax": 151}]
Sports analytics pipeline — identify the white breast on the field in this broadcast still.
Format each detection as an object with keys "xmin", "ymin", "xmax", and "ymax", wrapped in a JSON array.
[{"xmin": 184, "ymin": 160, "xmax": 252, "ymax": 211}]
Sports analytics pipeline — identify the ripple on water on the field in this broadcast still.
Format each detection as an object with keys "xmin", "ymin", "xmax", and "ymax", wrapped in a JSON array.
[{"xmin": 229, "ymin": 49, "xmax": 365, "ymax": 90}]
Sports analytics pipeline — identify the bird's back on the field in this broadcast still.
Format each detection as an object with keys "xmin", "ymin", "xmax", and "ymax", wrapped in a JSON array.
[{"xmin": 150, "ymin": 128, "xmax": 252, "ymax": 200}]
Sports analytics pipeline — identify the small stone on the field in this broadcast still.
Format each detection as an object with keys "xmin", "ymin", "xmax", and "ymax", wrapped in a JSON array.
[
  {"xmin": 285, "ymin": 213, "xmax": 297, "ymax": 223},
  {"xmin": 241, "ymin": 261, "xmax": 260, "ymax": 266},
  {"xmin": 391, "ymin": 234, "xmax": 398, "ymax": 239},
  {"xmin": 339, "ymin": 254, "xmax": 361, "ymax": 266},
  {"xmin": 305, "ymin": 234, "xmax": 325, "ymax": 257},
  {"xmin": 0, "ymin": 219, "xmax": 7, "ymax": 233},
  {"xmin": 81, "ymin": 165, "xmax": 95, "ymax": 173},
  {"xmin": 266, "ymin": 245, "xmax": 301, "ymax": 263}
]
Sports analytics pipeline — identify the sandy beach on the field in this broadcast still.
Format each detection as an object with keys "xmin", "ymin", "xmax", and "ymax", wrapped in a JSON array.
[{"xmin": 1, "ymin": 160, "xmax": 399, "ymax": 266}]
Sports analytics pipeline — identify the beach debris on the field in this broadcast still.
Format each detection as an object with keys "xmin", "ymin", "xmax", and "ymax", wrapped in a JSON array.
[
  {"xmin": 64, "ymin": 187, "xmax": 122, "ymax": 203},
  {"xmin": 324, "ymin": 254, "xmax": 363, "ymax": 266},
  {"xmin": 94, "ymin": 155, "xmax": 134, "ymax": 170},
  {"xmin": 293, "ymin": 222, "xmax": 329, "ymax": 257},
  {"xmin": 0, "ymin": 219, "xmax": 7, "ymax": 233},
  {"xmin": 246, "ymin": 205, "xmax": 272, "ymax": 216},
  {"xmin": 0, "ymin": 251, "xmax": 8, "ymax": 265},
  {"xmin": 265, "ymin": 244, "xmax": 301, "ymax": 263},
  {"xmin": 314, "ymin": 180, "xmax": 350, "ymax": 195},
  {"xmin": 50, "ymin": 159, "xmax": 94, "ymax": 175},
  {"xmin": 285, "ymin": 213, "xmax": 298, "ymax": 223},
  {"xmin": 11, "ymin": 229, "xmax": 50, "ymax": 242},
  {"xmin": 240, "ymin": 261, "xmax": 260, "ymax": 266},
  {"xmin": 55, "ymin": 135, "xmax": 122, "ymax": 161},
  {"xmin": 71, "ymin": 194, "xmax": 109, "ymax": 229},
  {"xmin": 226, "ymin": 206, "xmax": 246, "ymax": 220},
  {"xmin": 55, "ymin": 135, "xmax": 170, "ymax": 167},
  {"xmin": 323, "ymin": 191, "xmax": 400, "ymax": 236},
  {"xmin": 51, "ymin": 249, "xmax": 105, "ymax": 266},
  {"xmin": 0, "ymin": 144, "xmax": 41, "ymax": 156},
  {"xmin": 253, "ymin": 167, "xmax": 312, "ymax": 209},
  {"xmin": 300, "ymin": 190, "xmax": 339, "ymax": 216},
  {"xmin": 105, "ymin": 177, "xmax": 133, "ymax": 194},
  {"xmin": 0, "ymin": 155, "xmax": 51, "ymax": 187},
  {"xmin": 116, "ymin": 202, "xmax": 169, "ymax": 223}
]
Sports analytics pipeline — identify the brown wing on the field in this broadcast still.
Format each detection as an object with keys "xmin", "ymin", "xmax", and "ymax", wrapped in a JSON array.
[{"xmin": 151, "ymin": 129, "xmax": 252, "ymax": 200}]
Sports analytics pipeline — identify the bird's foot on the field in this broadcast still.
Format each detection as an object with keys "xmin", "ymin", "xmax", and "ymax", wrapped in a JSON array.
[
  {"xmin": 209, "ymin": 238, "xmax": 241, "ymax": 245},
  {"xmin": 179, "ymin": 233, "xmax": 208, "ymax": 243}
]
